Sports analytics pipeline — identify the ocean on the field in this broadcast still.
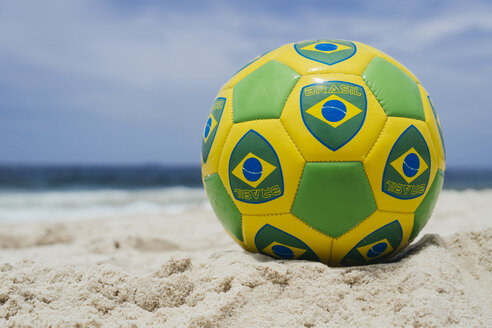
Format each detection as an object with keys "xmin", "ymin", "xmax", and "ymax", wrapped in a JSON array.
[
  {"xmin": 0, "ymin": 165, "xmax": 490, "ymax": 222},
  {"xmin": 0, "ymin": 165, "xmax": 206, "ymax": 222}
]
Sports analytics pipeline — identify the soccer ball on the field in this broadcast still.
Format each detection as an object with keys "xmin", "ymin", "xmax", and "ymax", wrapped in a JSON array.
[{"xmin": 201, "ymin": 40, "xmax": 445, "ymax": 266}]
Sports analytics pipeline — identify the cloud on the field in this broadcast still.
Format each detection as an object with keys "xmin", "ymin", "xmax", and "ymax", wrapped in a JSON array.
[
  {"xmin": 1, "ymin": 1, "xmax": 490, "ymax": 88},
  {"xmin": 0, "ymin": 0, "xmax": 491, "ymax": 165}
]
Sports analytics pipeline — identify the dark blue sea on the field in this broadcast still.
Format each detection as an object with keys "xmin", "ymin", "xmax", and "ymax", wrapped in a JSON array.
[
  {"xmin": 0, "ymin": 165, "xmax": 202, "ymax": 191},
  {"xmin": 0, "ymin": 165, "xmax": 490, "ymax": 222},
  {"xmin": 0, "ymin": 165, "xmax": 206, "ymax": 222}
]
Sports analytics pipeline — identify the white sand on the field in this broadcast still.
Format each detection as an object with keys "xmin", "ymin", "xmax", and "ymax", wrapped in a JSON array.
[{"xmin": 0, "ymin": 190, "xmax": 490, "ymax": 327}]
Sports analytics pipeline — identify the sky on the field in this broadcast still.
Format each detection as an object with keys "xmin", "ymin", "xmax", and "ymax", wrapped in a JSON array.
[{"xmin": 0, "ymin": 0, "xmax": 491, "ymax": 168}]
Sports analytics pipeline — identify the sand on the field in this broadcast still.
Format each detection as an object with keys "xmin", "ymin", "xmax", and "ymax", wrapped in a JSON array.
[{"xmin": 0, "ymin": 189, "xmax": 490, "ymax": 327}]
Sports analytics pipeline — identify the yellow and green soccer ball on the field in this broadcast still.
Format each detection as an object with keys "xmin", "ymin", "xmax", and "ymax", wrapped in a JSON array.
[{"xmin": 201, "ymin": 39, "xmax": 445, "ymax": 266}]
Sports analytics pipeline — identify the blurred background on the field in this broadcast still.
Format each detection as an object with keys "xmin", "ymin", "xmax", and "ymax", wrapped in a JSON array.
[{"xmin": 0, "ymin": 0, "xmax": 491, "ymax": 221}]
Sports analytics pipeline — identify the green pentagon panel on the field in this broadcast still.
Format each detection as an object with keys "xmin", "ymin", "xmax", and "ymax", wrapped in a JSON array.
[
  {"xmin": 233, "ymin": 60, "xmax": 300, "ymax": 123},
  {"xmin": 410, "ymin": 169, "xmax": 444, "ymax": 242},
  {"xmin": 428, "ymin": 96, "xmax": 446, "ymax": 157},
  {"xmin": 362, "ymin": 57, "xmax": 425, "ymax": 121},
  {"xmin": 291, "ymin": 162, "xmax": 377, "ymax": 238},
  {"xmin": 203, "ymin": 173, "xmax": 243, "ymax": 242},
  {"xmin": 234, "ymin": 47, "xmax": 276, "ymax": 75}
]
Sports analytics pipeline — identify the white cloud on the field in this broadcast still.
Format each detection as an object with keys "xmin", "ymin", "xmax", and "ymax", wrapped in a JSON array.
[
  {"xmin": 0, "ymin": 0, "xmax": 491, "ymax": 165},
  {"xmin": 1, "ymin": 0, "xmax": 490, "ymax": 88}
]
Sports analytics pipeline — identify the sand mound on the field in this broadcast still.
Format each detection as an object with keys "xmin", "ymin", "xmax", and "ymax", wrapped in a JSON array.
[{"xmin": 0, "ymin": 190, "xmax": 490, "ymax": 327}]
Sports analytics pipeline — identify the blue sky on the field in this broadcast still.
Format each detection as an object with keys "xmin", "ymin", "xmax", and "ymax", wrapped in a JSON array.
[{"xmin": 0, "ymin": 0, "xmax": 491, "ymax": 168}]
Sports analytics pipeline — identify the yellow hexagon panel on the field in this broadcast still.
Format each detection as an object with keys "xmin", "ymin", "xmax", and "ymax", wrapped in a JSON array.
[
  {"xmin": 364, "ymin": 117, "xmax": 438, "ymax": 213},
  {"xmin": 329, "ymin": 210, "xmax": 413, "ymax": 266},
  {"xmin": 275, "ymin": 41, "xmax": 376, "ymax": 76},
  {"xmin": 218, "ymin": 44, "xmax": 292, "ymax": 93},
  {"xmin": 242, "ymin": 213, "xmax": 332, "ymax": 263},
  {"xmin": 218, "ymin": 120, "xmax": 305, "ymax": 215},
  {"xmin": 281, "ymin": 73, "xmax": 387, "ymax": 161},
  {"xmin": 419, "ymin": 85, "xmax": 446, "ymax": 171},
  {"xmin": 201, "ymin": 88, "xmax": 234, "ymax": 177},
  {"xmin": 367, "ymin": 47, "xmax": 420, "ymax": 84}
]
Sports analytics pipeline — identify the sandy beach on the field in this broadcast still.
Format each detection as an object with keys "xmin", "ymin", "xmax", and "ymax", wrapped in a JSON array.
[{"xmin": 0, "ymin": 189, "xmax": 490, "ymax": 327}]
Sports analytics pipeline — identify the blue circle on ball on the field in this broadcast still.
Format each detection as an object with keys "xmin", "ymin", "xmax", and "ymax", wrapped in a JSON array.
[
  {"xmin": 271, "ymin": 245, "xmax": 294, "ymax": 259},
  {"xmin": 367, "ymin": 242, "xmax": 388, "ymax": 258},
  {"xmin": 322, "ymin": 99, "xmax": 347, "ymax": 122},
  {"xmin": 242, "ymin": 157, "xmax": 262, "ymax": 182},
  {"xmin": 204, "ymin": 117, "xmax": 212, "ymax": 138},
  {"xmin": 314, "ymin": 43, "xmax": 338, "ymax": 52},
  {"xmin": 403, "ymin": 153, "xmax": 420, "ymax": 177}
]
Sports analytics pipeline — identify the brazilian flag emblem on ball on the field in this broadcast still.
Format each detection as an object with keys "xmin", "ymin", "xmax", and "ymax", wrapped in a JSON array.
[
  {"xmin": 201, "ymin": 39, "xmax": 445, "ymax": 266},
  {"xmin": 228, "ymin": 130, "xmax": 284, "ymax": 204},
  {"xmin": 301, "ymin": 81, "xmax": 367, "ymax": 150}
]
